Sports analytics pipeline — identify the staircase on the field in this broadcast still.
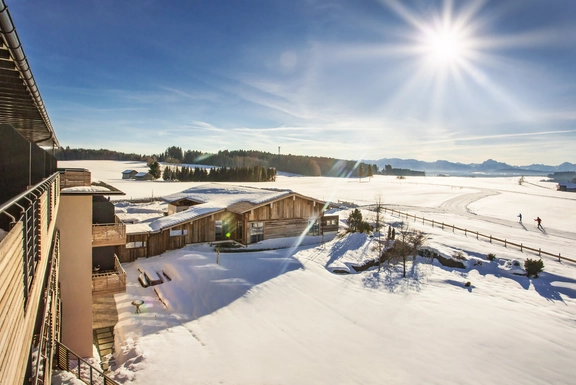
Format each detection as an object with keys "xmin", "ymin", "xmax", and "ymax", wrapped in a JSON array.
[{"xmin": 53, "ymin": 341, "xmax": 120, "ymax": 385}]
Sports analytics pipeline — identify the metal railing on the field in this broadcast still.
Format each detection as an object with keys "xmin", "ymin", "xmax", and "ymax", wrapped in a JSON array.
[
  {"xmin": 54, "ymin": 341, "xmax": 120, "ymax": 385},
  {"xmin": 0, "ymin": 172, "xmax": 60, "ymax": 305},
  {"xmin": 370, "ymin": 206, "xmax": 575, "ymax": 264},
  {"xmin": 30, "ymin": 231, "xmax": 60, "ymax": 385}
]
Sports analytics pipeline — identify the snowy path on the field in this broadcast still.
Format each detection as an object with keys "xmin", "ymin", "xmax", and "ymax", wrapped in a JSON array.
[{"xmin": 381, "ymin": 187, "xmax": 576, "ymax": 244}]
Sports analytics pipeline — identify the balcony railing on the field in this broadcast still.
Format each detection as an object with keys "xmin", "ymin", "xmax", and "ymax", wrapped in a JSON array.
[
  {"xmin": 92, "ymin": 222, "xmax": 126, "ymax": 247},
  {"xmin": 54, "ymin": 341, "xmax": 120, "ymax": 385},
  {"xmin": 59, "ymin": 168, "xmax": 91, "ymax": 189},
  {"xmin": 92, "ymin": 255, "xmax": 127, "ymax": 296},
  {"xmin": 0, "ymin": 172, "xmax": 60, "ymax": 385},
  {"xmin": 30, "ymin": 231, "xmax": 61, "ymax": 385}
]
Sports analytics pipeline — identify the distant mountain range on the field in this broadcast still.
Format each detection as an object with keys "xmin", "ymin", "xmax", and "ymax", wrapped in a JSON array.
[{"xmin": 371, "ymin": 158, "xmax": 576, "ymax": 176}]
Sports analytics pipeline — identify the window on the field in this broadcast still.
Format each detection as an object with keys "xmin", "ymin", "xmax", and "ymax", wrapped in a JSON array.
[
  {"xmin": 308, "ymin": 219, "xmax": 319, "ymax": 236},
  {"xmin": 126, "ymin": 241, "xmax": 146, "ymax": 249},
  {"xmin": 215, "ymin": 220, "xmax": 230, "ymax": 241},
  {"xmin": 250, "ymin": 222, "xmax": 264, "ymax": 243},
  {"xmin": 170, "ymin": 229, "xmax": 188, "ymax": 237}
]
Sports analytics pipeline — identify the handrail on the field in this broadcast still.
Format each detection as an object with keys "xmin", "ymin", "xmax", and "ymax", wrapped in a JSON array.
[
  {"xmin": 364, "ymin": 205, "xmax": 575, "ymax": 264},
  {"xmin": 31, "ymin": 231, "xmax": 60, "ymax": 385},
  {"xmin": 54, "ymin": 341, "xmax": 120, "ymax": 385},
  {"xmin": 0, "ymin": 172, "xmax": 60, "ymax": 218}
]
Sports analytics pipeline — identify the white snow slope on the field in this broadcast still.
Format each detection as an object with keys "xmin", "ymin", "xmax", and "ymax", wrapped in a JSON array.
[{"xmin": 59, "ymin": 161, "xmax": 576, "ymax": 385}]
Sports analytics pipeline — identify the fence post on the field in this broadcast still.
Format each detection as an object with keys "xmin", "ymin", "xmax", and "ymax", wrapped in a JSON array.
[
  {"xmin": 476, "ymin": 231, "xmax": 478, "ymax": 240},
  {"xmin": 504, "ymin": 239, "xmax": 507, "ymax": 247},
  {"xmin": 442, "ymin": 222, "xmax": 444, "ymax": 230},
  {"xmin": 559, "ymin": 253, "xmax": 561, "ymax": 262},
  {"xmin": 489, "ymin": 235, "xmax": 492, "ymax": 243},
  {"xmin": 465, "ymin": 229, "xmax": 467, "ymax": 236},
  {"xmin": 520, "ymin": 243, "xmax": 523, "ymax": 252},
  {"xmin": 432, "ymin": 220, "xmax": 434, "ymax": 228},
  {"xmin": 539, "ymin": 248, "xmax": 541, "ymax": 256},
  {"xmin": 422, "ymin": 217, "xmax": 424, "ymax": 225},
  {"xmin": 452, "ymin": 224, "xmax": 455, "ymax": 233}
]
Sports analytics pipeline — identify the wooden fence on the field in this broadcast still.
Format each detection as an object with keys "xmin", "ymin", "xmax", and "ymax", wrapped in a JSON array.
[{"xmin": 366, "ymin": 206, "xmax": 575, "ymax": 264}]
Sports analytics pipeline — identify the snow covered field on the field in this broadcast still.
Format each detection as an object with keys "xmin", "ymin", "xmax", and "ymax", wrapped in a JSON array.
[{"xmin": 59, "ymin": 160, "xmax": 576, "ymax": 384}]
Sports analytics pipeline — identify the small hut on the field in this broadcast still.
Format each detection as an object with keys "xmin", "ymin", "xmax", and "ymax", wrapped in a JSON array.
[
  {"xmin": 134, "ymin": 172, "xmax": 154, "ymax": 181},
  {"xmin": 122, "ymin": 170, "xmax": 138, "ymax": 179}
]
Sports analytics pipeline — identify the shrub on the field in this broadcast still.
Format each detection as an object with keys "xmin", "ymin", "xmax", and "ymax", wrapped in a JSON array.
[
  {"xmin": 525, "ymin": 258, "xmax": 544, "ymax": 278},
  {"xmin": 464, "ymin": 281, "xmax": 471, "ymax": 287},
  {"xmin": 487, "ymin": 253, "xmax": 496, "ymax": 261},
  {"xmin": 452, "ymin": 251, "xmax": 467, "ymax": 261},
  {"xmin": 396, "ymin": 175, "xmax": 406, "ymax": 179}
]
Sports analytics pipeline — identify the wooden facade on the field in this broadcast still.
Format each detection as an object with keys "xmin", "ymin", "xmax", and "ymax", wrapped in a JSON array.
[
  {"xmin": 60, "ymin": 169, "xmax": 91, "ymax": 189},
  {"xmin": 92, "ymin": 222, "xmax": 127, "ymax": 246},
  {"xmin": 0, "ymin": 175, "xmax": 60, "ymax": 385},
  {"xmin": 117, "ymin": 193, "xmax": 339, "ymax": 262}
]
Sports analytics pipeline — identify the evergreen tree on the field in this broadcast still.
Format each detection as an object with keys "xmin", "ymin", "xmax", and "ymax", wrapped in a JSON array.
[
  {"xmin": 148, "ymin": 161, "xmax": 161, "ymax": 179},
  {"xmin": 347, "ymin": 209, "xmax": 363, "ymax": 232},
  {"xmin": 367, "ymin": 164, "xmax": 374, "ymax": 181},
  {"xmin": 358, "ymin": 164, "xmax": 365, "ymax": 182},
  {"xmin": 162, "ymin": 166, "xmax": 172, "ymax": 181}
]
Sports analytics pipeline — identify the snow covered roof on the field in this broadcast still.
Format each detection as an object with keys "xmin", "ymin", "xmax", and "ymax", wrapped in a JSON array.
[
  {"xmin": 135, "ymin": 172, "xmax": 150, "ymax": 177},
  {"xmin": 138, "ymin": 183, "xmax": 323, "ymax": 233},
  {"xmin": 161, "ymin": 183, "xmax": 292, "ymax": 206},
  {"xmin": 125, "ymin": 222, "xmax": 154, "ymax": 235},
  {"xmin": 60, "ymin": 181, "xmax": 125, "ymax": 195},
  {"xmin": 122, "ymin": 169, "xmax": 137, "ymax": 174},
  {"xmin": 149, "ymin": 205, "xmax": 224, "ymax": 232}
]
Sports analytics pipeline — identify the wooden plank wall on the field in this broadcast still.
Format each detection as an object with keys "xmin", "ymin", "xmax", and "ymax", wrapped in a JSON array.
[
  {"xmin": 262, "ymin": 218, "xmax": 309, "ymax": 239},
  {"xmin": 116, "ymin": 234, "xmax": 148, "ymax": 263},
  {"xmin": 117, "ymin": 196, "xmax": 325, "ymax": 259},
  {"xmin": 247, "ymin": 195, "xmax": 322, "ymax": 222},
  {"xmin": 0, "ymin": 187, "xmax": 57, "ymax": 385}
]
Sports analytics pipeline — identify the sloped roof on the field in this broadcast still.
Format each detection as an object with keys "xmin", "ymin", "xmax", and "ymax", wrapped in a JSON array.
[
  {"xmin": 122, "ymin": 169, "xmax": 137, "ymax": 174},
  {"xmin": 149, "ymin": 204, "xmax": 224, "ymax": 232},
  {"xmin": 0, "ymin": 2, "xmax": 58, "ymax": 147},
  {"xmin": 161, "ymin": 183, "xmax": 292, "ymax": 206},
  {"xmin": 135, "ymin": 172, "xmax": 151, "ymax": 177},
  {"xmin": 143, "ymin": 183, "xmax": 325, "ymax": 233}
]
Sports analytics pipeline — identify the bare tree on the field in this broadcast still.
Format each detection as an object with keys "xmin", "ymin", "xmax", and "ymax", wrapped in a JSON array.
[
  {"xmin": 387, "ymin": 222, "xmax": 426, "ymax": 277},
  {"xmin": 373, "ymin": 194, "xmax": 385, "ymax": 272}
]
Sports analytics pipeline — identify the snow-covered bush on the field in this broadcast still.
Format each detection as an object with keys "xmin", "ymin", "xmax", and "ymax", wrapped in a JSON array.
[
  {"xmin": 452, "ymin": 251, "xmax": 467, "ymax": 261},
  {"xmin": 524, "ymin": 258, "xmax": 544, "ymax": 278}
]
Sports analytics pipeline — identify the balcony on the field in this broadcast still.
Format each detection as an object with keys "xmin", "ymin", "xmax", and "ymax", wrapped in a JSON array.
[
  {"xmin": 59, "ymin": 169, "xmax": 91, "ymax": 189},
  {"xmin": 92, "ymin": 222, "xmax": 126, "ymax": 247},
  {"xmin": 92, "ymin": 255, "xmax": 126, "ymax": 296}
]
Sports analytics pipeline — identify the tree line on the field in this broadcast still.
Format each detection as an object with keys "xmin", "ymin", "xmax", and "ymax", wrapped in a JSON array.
[
  {"xmin": 157, "ymin": 146, "xmax": 378, "ymax": 177},
  {"xmin": 56, "ymin": 147, "xmax": 142, "ymax": 161},
  {"xmin": 160, "ymin": 165, "xmax": 277, "ymax": 182},
  {"xmin": 57, "ymin": 145, "xmax": 379, "ymax": 178}
]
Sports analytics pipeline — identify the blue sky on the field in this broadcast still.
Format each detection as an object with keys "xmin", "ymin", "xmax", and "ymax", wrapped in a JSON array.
[{"xmin": 11, "ymin": 0, "xmax": 576, "ymax": 165}]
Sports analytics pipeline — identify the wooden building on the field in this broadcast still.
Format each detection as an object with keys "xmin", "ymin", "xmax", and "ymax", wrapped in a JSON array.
[
  {"xmin": 134, "ymin": 172, "xmax": 154, "ymax": 181},
  {"xmin": 121, "ymin": 169, "xmax": 138, "ymax": 179},
  {"xmin": 0, "ymin": 6, "xmax": 125, "ymax": 383},
  {"xmin": 117, "ymin": 184, "xmax": 339, "ymax": 262}
]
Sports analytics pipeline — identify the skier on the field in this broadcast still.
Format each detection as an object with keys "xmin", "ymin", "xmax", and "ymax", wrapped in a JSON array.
[
  {"xmin": 534, "ymin": 216, "xmax": 543, "ymax": 230},
  {"xmin": 517, "ymin": 213, "xmax": 522, "ymax": 223}
]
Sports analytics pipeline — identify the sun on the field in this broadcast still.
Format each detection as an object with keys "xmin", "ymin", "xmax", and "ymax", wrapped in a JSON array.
[{"xmin": 423, "ymin": 27, "xmax": 467, "ymax": 65}]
